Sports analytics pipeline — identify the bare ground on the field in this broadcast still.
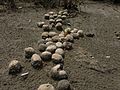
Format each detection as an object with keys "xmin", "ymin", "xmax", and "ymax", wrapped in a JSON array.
[{"xmin": 0, "ymin": 1, "xmax": 120, "ymax": 90}]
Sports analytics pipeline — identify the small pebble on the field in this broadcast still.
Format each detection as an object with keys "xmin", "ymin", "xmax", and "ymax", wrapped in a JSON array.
[
  {"xmin": 52, "ymin": 36, "xmax": 60, "ymax": 42},
  {"xmin": 41, "ymin": 32, "xmax": 49, "ymax": 39},
  {"xmin": 31, "ymin": 54, "xmax": 43, "ymax": 69},
  {"xmin": 8, "ymin": 60, "xmax": 22, "ymax": 75},
  {"xmin": 65, "ymin": 34, "xmax": 74, "ymax": 43},
  {"xmin": 55, "ymin": 23, "xmax": 63, "ymax": 31},
  {"xmin": 46, "ymin": 45, "xmax": 57, "ymax": 53},
  {"xmin": 44, "ymin": 14, "xmax": 49, "ymax": 20},
  {"xmin": 41, "ymin": 51, "xmax": 52, "ymax": 61},
  {"xmin": 52, "ymin": 53, "xmax": 64, "ymax": 64},
  {"xmin": 49, "ymin": 32, "xmax": 57, "ymax": 37},
  {"xmin": 56, "ymin": 42, "xmax": 63, "ymax": 48},
  {"xmin": 55, "ymin": 48, "xmax": 65, "ymax": 58},
  {"xmin": 57, "ymin": 80, "xmax": 72, "ymax": 90},
  {"xmin": 77, "ymin": 30, "xmax": 84, "ymax": 37},
  {"xmin": 46, "ymin": 41, "xmax": 55, "ymax": 46},
  {"xmin": 37, "ymin": 22, "xmax": 45, "ymax": 28},
  {"xmin": 56, "ymin": 19, "xmax": 63, "ymax": 24},
  {"xmin": 24, "ymin": 47, "xmax": 35, "ymax": 59},
  {"xmin": 49, "ymin": 19, "xmax": 55, "ymax": 24},
  {"xmin": 42, "ymin": 25, "xmax": 50, "ymax": 32},
  {"xmin": 63, "ymin": 42, "xmax": 73, "ymax": 50},
  {"xmin": 38, "ymin": 83, "xmax": 55, "ymax": 90},
  {"xmin": 49, "ymin": 12, "xmax": 54, "ymax": 15},
  {"xmin": 38, "ymin": 44, "xmax": 47, "ymax": 52}
]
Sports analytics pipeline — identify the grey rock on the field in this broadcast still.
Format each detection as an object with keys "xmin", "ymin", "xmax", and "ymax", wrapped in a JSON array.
[
  {"xmin": 38, "ymin": 83, "xmax": 55, "ymax": 90},
  {"xmin": 56, "ymin": 42, "xmax": 63, "ymax": 48},
  {"xmin": 52, "ymin": 36, "xmax": 60, "ymax": 42},
  {"xmin": 49, "ymin": 32, "xmax": 57, "ymax": 37},
  {"xmin": 52, "ymin": 53, "xmax": 64, "ymax": 64},
  {"xmin": 8, "ymin": 60, "xmax": 22, "ymax": 75},
  {"xmin": 57, "ymin": 80, "xmax": 72, "ymax": 90},
  {"xmin": 46, "ymin": 45, "xmax": 57, "ymax": 53},
  {"xmin": 37, "ymin": 22, "xmax": 45, "ymax": 28},
  {"xmin": 24, "ymin": 47, "xmax": 35, "ymax": 59},
  {"xmin": 55, "ymin": 23, "xmax": 63, "ymax": 31},
  {"xmin": 38, "ymin": 44, "xmax": 47, "ymax": 52},
  {"xmin": 42, "ymin": 25, "xmax": 50, "ymax": 32},
  {"xmin": 63, "ymin": 42, "xmax": 73, "ymax": 50},
  {"xmin": 41, "ymin": 51, "xmax": 52, "ymax": 61},
  {"xmin": 41, "ymin": 32, "xmax": 49, "ymax": 39},
  {"xmin": 31, "ymin": 54, "xmax": 43, "ymax": 69},
  {"xmin": 44, "ymin": 14, "xmax": 49, "ymax": 20},
  {"xmin": 55, "ymin": 48, "xmax": 65, "ymax": 57}
]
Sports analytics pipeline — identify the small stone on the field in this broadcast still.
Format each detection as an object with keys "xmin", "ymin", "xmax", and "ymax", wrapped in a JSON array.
[
  {"xmin": 31, "ymin": 54, "xmax": 43, "ymax": 69},
  {"xmin": 41, "ymin": 32, "xmax": 49, "ymax": 39},
  {"xmin": 37, "ymin": 22, "xmax": 45, "ymax": 28},
  {"xmin": 37, "ymin": 39, "xmax": 47, "ymax": 45},
  {"xmin": 53, "ymin": 14, "xmax": 58, "ymax": 18},
  {"xmin": 24, "ymin": 47, "xmax": 35, "ymax": 59},
  {"xmin": 49, "ymin": 19, "xmax": 55, "ymax": 24},
  {"xmin": 55, "ymin": 23, "xmax": 63, "ymax": 31},
  {"xmin": 57, "ymin": 80, "xmax": 72, "ymax": 90},
  {"xmin": 59, "ymin": 33, "xmax": 65, "ymax": 37},
  {"xmin": 77, "ymin": 30, "xmax": 84, "ymax": 37},
  {"xmin": 42, "ymin": 25, "xmax": 50, "ymax": 32},
  {"xmin": 57, "ymin": 15, "xmax": 62, "ymax": 19},
  {"xmin": 55, "ymin": 48, "xmax": 65, "ymax": 57},
  {"xmin": 46, "ymin": 41, "xmax": 55, "ymax": 46},
  {"xmin": 65, "ymin": 34, "xmax": 74, "ymax": 43},
  {"xmin": 38, "ymin": 83, "xmax": 55, "ymax": 90},
  {"xmin": 52, "ymin": 36, "xmax": 60, "ymax": 42},
  {"xmin": 61, "ymin": 15, "xmax": 67, "ymax": 20},
  {"xmin": 63, "ymin": 12, "xmax": 68, "ymax": 16},
  {"xmin": 41, "ymin": 51, "xmax": 52, "ymax": 61},
  {"xmin": 38, "ymin": 44, "xmax": 47, "ymax": 52},
  {"xmin": 46, "ymin": 38, "xmax": 52, "ymax": 42},
  {"xmin": 46, "ymin": 45, "xmax": 57, "ymax": 53},
  {"xmin": 49, "ymin": 32, "xmax": 57, "ymax": 37},
  {"xmin": 8, "ymin": 60, "xmax": 22, "ymax": 75},
  {"xmin": 49, "ymin": 11, "xmax": 54, "ymax": 15},
  {"xmin": 52, "ymin": 53, "xmax": 64, "ymax": 64},
  {"xmin": 58, "ymin": 70, "xmax": 68, "ymax": 80},
  {"xmin": 58, "ymin": 11, "xmax": 63, "ymax": 15},
  {"xmin": 50, "ymin": 23, "xmax": 55, "ymax": 28},
  {"xmin": 51, "ymin": 64, "xmax": 66, "ymax": 80},
  {"xmin": 64, "ymin": 28, "xmax": 72, "ymax": 36},
  {"xmin": 44, "ymin": 14, "xmax": 49, "ymax": 20},
  {"xmin": 63, "ymin": 11, "xmax": 68, "ymax": 16},
  {"xmin": 56, "ymin": 19, "xmax": 63, "ymax": 23},
  {"xmin": 49, "ymin": 15, "xmax": 54, "ymax": 19},
  {"xmin": 71, "ymin": 28, "xmax": 79, "ymax": 33},
  {"xmin": 56, "ymin": 42, "xmax": 63, "ymax": 48},
  {"xmin": 71, "ymin": 33, "xmax": 79, "ymax": 39},
  {"xmin": 63, "ymin": 42, "xmax": 73, "ymax": 50}
]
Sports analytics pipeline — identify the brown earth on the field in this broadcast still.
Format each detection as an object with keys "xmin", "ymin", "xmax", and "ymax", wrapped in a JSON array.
[{"xmin": 0, "ymin": 0, "xmax": 120, "ymax": 90}]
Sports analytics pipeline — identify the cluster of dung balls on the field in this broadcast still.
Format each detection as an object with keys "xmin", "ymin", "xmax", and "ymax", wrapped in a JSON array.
[{"xmin": 8, "ymin": 9, "xmax": 84, "ymax": 90}]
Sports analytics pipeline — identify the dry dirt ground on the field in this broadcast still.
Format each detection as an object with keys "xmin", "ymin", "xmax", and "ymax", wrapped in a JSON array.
[{"xmin": 0, "ymin": 0, "xmax": 120, "ymax": 90}]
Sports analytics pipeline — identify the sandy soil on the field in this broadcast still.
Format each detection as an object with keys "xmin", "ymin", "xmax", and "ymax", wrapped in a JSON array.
[{"xmin": 0, "ymin": 1, "xmax": 120, "ymax": 90}]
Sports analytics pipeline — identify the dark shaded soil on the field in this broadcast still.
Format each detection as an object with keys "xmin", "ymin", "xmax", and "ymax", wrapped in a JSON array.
[{"xmin": 0, "ymin": 1, "xmax": 120, "ymax": 90}]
